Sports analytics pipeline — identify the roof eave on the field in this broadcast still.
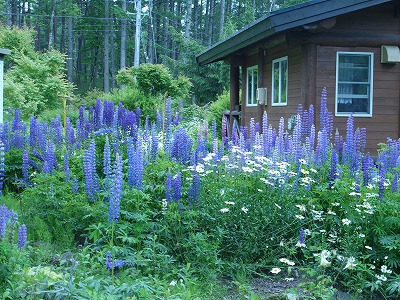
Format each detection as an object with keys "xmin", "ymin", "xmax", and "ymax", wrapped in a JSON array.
[{"xmin": 195, "ymin": 0, "xmax": 393, "ymax": 65}]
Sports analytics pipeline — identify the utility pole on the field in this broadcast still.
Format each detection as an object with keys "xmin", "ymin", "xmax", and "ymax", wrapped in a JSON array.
[{"xmin": 134, "ymin": 0, "xmax": 141, "ymax": 67}]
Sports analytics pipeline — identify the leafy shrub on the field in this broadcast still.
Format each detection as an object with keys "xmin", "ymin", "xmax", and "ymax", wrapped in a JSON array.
[
  {"xmin": 0, "ymin": 26, "xmax": 74, "ymax": 119},
  {"xmin": 206, "ymin": 90, "xmax": 230, "ymax": 137}
]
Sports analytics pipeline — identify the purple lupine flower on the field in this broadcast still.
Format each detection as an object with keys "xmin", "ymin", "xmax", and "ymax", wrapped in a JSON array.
[
  {"xmin": 211, "ymin": 119, "xmax": 217, "ymax": 141},
  {"xmin": 171, "ymin": 128, "xmax": 192, "ymax": 164},
  {"xmin": 17, "ymin": 224, "xmax": 27, "ymax": 249},
  {"xmin": 22, "ymin": 150, "xmax": 29, "ymax": 186},
  {"xmin": 29, "ymin": 117, "xmax": 38, "ymax": 148},
  {"xmin": 188, "ymin": 172, "xmax": 201, "ymax": 206},
  {"xmin": 117, "ymin": 102, "xmax": 126, "ymax": 128},
  {"xmin": 65, "ymin": 117, "xmax": 74, "ymax": 148},
  {"xmin": 127, "ymin": 137, "xmax": 135, "ymax": 189},
  {"xmin": 156, "ymin": 110, "xmax": 162, "ymax": 133},
  {"xmin": 103, "ymin": 136, "xmax": 112, "ymax": 178},
  {"xmin": 133, "ymin": 134, "xmax": 144, "ymax": 190},
  {"xmin": 344, "ymin": 114, "xmax": 355, "ymax": 165},
  {"xmin": 297, "ymin": 228, "xmax": 305, "ymax": 247},
  {"xmin": 254, "ymin": 132, "xmax": 263, "ymax": 158},
  {"xmin": 165, "ymin": 171, "xmax": 173, "ymax": 203},
  {"xmin": 51, "ymin": 115, "xmax": 63, "ymax": 146},
  {"xmin": 173, "ymin": 172, "xmax": 182, "ymax": 201},
  {"xmin": 105, "ymin": 251, "xmax": 127, "ymax": 270},
  {"xmin": 0, "ymin": 142, "xmax": 4, "ymax": 195},
  {"xmin": 64, "ymin": 152, "xmax": 70, "ymax": 182},
  {"xmin": 362, "ymin": 153, "xmax": 374, "ymax": 187},
  {"xmin": 43, "ymin": 141, "xmax": 57, "ymax": 175},
  {"xmin": 319, "ymin": 88, "xmax": 328, "ymax": 130},
  {"xmin": 329, "ymin": 149, "xmax": 338, "ymax": 187},
  {"xmin": 249, "ymin": 118, "xmax": 256, "ymax": 150},
  {"xmin": 222, "ymin": 115, "xmax": 228, "ymax": 146},
  {"xmin": 94, "ymin": 99, "xmax": 104, "ymax": 130},
  {"xmin": 0, "ymin": 205, "xmax": 8, "ymax": 238},
  {"xmin": 105, "ymin": 251, "xmax": 113, "ymax": 269},
  {"xmin": 150, "ymin": 124, "xmax": 159, "ymax": 162},
  {"xmin": 77, "ymin": 106, "xmax": 86, "ymax": 141},
  {"xmin": 71, "ymin": 176, "xmax": 79, "ymax": 194},
  {"xmin": 83, "ymin": 140, "xmax": 98, "ymax": 201},
  {"xmin": 108, "ymin": 153, "xmax": 123, "ymax": 222},
  {"xmin": 104, "ymin": 101, "xmax": 114, "ymax": 128}
]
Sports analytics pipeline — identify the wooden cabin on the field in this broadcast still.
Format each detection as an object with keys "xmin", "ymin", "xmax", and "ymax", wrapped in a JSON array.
[{"xmin": 196, "ymin": 0, "xmax": 400, "ymax": 155}]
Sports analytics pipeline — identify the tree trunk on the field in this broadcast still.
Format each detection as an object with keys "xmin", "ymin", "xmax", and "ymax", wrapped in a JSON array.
[
  {"xmin": 67, "ymin": 16, "xmax": 74, "ymax": 83},
  {"xmin": 208, "ymin": 0, "xmax": 214, "ymax": 46},
  {"xmin": 48, "ymin": 8, "xmax": 55, "ymax": 48},
  {"xmin": 60, "ymin": 16, "xmax": 65, "ymax": 53},
  {"xmin": 104, "ymin": 0, "xmax": 110, "ymax": 93},
  {"xmin": 110, "ymin": 17, "xmax": 116, "ymax": 89},
  {"xmin": 184, "ymin": 0, "xmax": 192, "ymax": 39},
  {"xmin": 120, "ymin": 0, "xmax": 127, "ymax": 69},
  {"xmin": 5, "ymin": 0, "xmax": 11, "ymax": 26},
  {"xmin": 219, "ymin": 0, "xmax": 226, "ymax": 40},
  {"xmin": 147, "ymin": 0, "xmax": 155, "ymax": 63},
  {"xmin": 134, "ymin": 0, "xmax": 142, "ymax": 67}
]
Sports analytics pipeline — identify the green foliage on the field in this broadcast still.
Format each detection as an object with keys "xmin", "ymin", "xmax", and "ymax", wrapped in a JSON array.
[
  {"xmin": 108, "ymin": 86, "xmax": 162, "ymax": 120},
  {"xmin": 206, "ymin": 90, "xmax": 231, "ymax": 136},
  {"xmin": 0, "ymin": 26, "xmax": 74, "ymax": 119},
  {"xmin": 116, "ymin": 63, "xmax": 192, "ymax": 100}
]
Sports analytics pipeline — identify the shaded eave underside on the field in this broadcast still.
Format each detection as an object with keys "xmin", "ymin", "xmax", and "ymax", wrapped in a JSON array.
[{"xmin": 195, "ymin": 0, "xmax": 392, "ymax": 65}]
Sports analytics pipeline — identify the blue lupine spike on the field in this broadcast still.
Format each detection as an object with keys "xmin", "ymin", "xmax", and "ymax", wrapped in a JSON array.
[
  {"xmin": 103, "ymin": 136, "xmax": 112, "ymax": 177},
  {"xmin": 127, "ymin": 137, "xmax": 135, "ymax": 189},
  {"xmin": 22, "ymin": 150, "xmax": 29, "ymax": 186},
  {"xmin": 0, "ymin": 142, "xmax": 4, "ymax": 195},
  {"xmin": 171, "ymin": 128, "xmax": 193, "ymax": 164},
  {"xmin": 165, "ymin": 171, "xmax": 173, "ymax": 203},
  {"xmin": 188, "ymin": 171, "xmax": 201, "ymax": 206},
  {"xmin": 71, "ymin": 176, "xmax": 79, "ymax": 194},
  {"xmin": 156, "ymin": 110, "xmax": 162, "ymax": 132},
  {"xmin": 83, "ymin": 140, "xmax": 98, "ymax": 201},
  {"xmin": 133, "ymin": 134, "xmax": 144, "ymax": 190},
  {"xmin": 150, "ymin": 124, "xmax": 159, "ymax": 162},
  {"xmin": 249, "ymin": 118, "xmax": 255, "ymax": 149},
  {"xmin": 117, "ymin": 102, "xmax": 125, "ymax": 127},
  {"xmin": 212, "ymin": 119, "xmax": 217, "ymax": 141},
  {"xmin": 108, "ymin": 153, "xmax": 123, "ymax": 222},
  {"xmin": 17, "ymin": 224, "xmax": 27, "ymax": 249},
  {"xmin": 0, "ymin": 205, "xmax": 8, "ymax": 238},
  {"xmin": 173, "ymin": 172, "xmax": 182, "ymax": 201}
]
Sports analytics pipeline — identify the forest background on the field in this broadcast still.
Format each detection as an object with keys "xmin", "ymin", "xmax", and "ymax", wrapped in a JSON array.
[{"xmin": 0, "ymin": 0, "xmax": 307, "ymax": 117}]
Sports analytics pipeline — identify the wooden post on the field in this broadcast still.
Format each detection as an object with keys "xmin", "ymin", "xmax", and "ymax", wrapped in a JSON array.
[
  {"xmin": 0, "ymin": 49, "xmax": 11, "ymax": 125},
  {"xmin": 230, "ymin": 56, "xmax": 241, "ymax": 133},
  {"xmin": 257, "ymin": 48, "xmax": 266, "ymax": 126}
]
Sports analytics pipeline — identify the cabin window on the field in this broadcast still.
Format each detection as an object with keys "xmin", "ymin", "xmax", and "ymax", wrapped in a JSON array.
[
  {"xmin": 246, "ymin": 65, "xmax": 258, "ymax": 106},
  {"xmin": 271, "ymin": 56, "xmax": 288, "ymax": 106},
  {"xmin": 336, "ymin": 52, "xmax": 373, "ymax": 117}
]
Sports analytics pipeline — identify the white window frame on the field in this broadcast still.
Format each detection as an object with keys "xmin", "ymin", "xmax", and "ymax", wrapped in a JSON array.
[
  {"xmin": 335, "ymin": 52, "xmax": 373, "ymax": 117},
  {"xmin": 271, "ymin": 56, "xmax": 288, "ymax": 106},
  {"xmin": 246, "ymin": 65, "xmax": 258, "ymax": 107}
]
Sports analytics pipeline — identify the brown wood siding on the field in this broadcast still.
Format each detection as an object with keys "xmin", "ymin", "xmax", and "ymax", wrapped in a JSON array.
[{"xmin": 242, "ymin": 45, "xmax": 304, "ymax": 129}]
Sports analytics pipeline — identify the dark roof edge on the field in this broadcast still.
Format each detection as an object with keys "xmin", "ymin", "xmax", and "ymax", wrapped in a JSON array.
[{"xmin": 196, "ymin": 0, "xmax": 392, "ymax": 65}]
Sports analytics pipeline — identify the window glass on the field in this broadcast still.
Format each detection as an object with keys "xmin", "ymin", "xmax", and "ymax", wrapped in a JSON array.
[{"xmin": 336, "ymin": 52, "xmax": 373, "ymax": 116}]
